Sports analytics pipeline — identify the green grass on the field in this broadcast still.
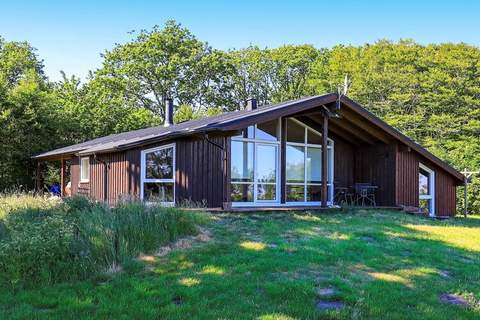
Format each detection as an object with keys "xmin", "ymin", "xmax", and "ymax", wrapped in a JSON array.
[
  {"xmin": 1, "ymin": 209, "xmax": 480, "ymax": 319},
  {"xmin": 0, "ymin": 195, "xmax": 207, "ymax": 288}
]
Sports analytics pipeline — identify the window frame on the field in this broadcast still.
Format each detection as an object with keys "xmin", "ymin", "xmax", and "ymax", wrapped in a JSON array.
[
  {"xmin": 417, "ymin": 163, "xmax": 435, "ymax": 217},
  {"xmin": 231, "ymin": 120, "xmax": 281, "ymax": 206},
  {"xmin": 285, "ymin": 118, "xmax": 334, "ymax": 205},
  {"xmin": 419, "ymin": 163, "xmax": 435, "ymax": 216},
  {"xmin": 140, "ymin": 143, "xmax": 176, "ymax": 206},
  {"xmin": 80, "ymin": 157, "xmax": 90, "ymax": 183}
]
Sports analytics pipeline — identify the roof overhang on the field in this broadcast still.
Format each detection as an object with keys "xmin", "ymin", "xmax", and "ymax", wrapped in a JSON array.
[{"xmin": 33, "ymin": 93, "xmax": 464, "ymax": 183}]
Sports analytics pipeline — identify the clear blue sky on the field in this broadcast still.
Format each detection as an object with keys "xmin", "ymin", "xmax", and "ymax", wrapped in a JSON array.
[{"xmin": 1, "ymin": 0, "xmax": 479, "ymax": 81}]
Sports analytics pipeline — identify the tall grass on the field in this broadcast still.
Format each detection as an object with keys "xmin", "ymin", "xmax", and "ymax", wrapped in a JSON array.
[{"xmin": 0, "ymin": 195, "xmax": 208, "ymax": 289}]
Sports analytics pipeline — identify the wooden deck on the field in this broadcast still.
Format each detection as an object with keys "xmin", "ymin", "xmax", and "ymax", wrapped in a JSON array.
[{"xmin": 184, "ymin": 206, "xmax": 403, "ymax": 213}]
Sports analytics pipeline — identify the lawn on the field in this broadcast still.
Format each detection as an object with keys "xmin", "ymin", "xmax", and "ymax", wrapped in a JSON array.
[{"xmin": 1, "ymin": 209, "xmax": 480, "ymax": 319}]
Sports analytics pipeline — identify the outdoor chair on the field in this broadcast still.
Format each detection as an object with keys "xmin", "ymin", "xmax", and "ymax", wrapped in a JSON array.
[{"xmin": 354, "ymin": 183, "xmax": 377, "ymax": 207}]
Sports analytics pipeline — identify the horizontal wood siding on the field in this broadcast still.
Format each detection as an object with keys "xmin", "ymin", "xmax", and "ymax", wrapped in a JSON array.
[{"xmin": 354, "ymin": 143, "xmax": 396, "ymax": 206}]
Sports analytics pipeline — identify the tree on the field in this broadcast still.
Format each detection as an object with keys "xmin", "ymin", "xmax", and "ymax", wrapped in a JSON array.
[
  {"xmin": 93, "ymin": 21, "xmax": 234, "ymax": 120},
  {"xmin": 226, "ymin": 45, "xmax": 319, "ymax": 110},
  {"xmin": 0, "ymin": 38, "xmax": 57, "ymax": 189}
]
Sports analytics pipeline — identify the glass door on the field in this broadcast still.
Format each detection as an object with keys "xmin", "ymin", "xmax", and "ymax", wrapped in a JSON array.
[
  {"xmin": 419, "ymin": 163, "xmax": 435, "ymax": 216},
  {"xmin": 255, "ymin": 144, "xmax": 278, "ymax": 202}
]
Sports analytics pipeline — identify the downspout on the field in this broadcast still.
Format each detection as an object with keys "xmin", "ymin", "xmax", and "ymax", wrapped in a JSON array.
[
  {"xmin": 94, "ymin": 154, "xmax": 110, "ymax": 203},
  {"xmin": 203, "ymin": 133, "xmax": 225, "ymax": 150}
]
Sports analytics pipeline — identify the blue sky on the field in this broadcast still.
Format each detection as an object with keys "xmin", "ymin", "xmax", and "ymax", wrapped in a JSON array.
[{"xmin": 1, "ymin": 0, "xmax": 479, "ymax": 81}]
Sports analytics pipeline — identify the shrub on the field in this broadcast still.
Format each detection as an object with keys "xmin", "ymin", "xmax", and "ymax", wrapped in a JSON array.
[{"xmin": 0, "ymin": 195, "xmax": 208, "ymax": 289}]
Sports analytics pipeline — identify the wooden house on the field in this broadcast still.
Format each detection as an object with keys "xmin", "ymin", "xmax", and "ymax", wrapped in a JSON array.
[{"xmin": 34, "ymin": 94, "xmax": 464, "ymax": 216}]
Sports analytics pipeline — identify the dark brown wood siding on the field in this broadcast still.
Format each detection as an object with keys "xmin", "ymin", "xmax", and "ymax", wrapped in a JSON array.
[
  {"xmin": 354, "ymin": 143, "xmax": 397, "ymax": 206},
  {"xmin": 175, "ymin": 136, "xmax": 225, "ymax": 207},
  {"xmin": 88, "ymin": 153, "xmax": 130, "ymax": 204},
  {"xmin": 123, "ymin": 136, "xmax": 226, "ymax": 208},
  {"xmin": 71, "ymin": 156, "xmax": 80, "ymax": 195},
  {"xmin": 396, "ymin": 149, "xmax": 419, "ymax": 207},
  {"xmin": 435, "ymin": 169, "xmax": 457, "ymax": 216},
  {"xmin": 71, "ymin": 156, "xmax": 90, "ymax": 197},
  {"xmin": 396, "ymin": 149, "xmax": 458, "ymax": 216},
  {"xmin": 333, "ymin": 137, "xmax": 355, "ymax": 189}
]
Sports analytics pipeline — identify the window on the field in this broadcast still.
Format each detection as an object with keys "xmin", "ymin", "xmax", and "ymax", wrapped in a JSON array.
[
  {"xmin": 419, "ymin": 163, "xmax": 435, "ymax": 216},
  {"xmin": 231, "ymin": 120, "xmax": 280, "ymax": 204},
  {"xmin": 80, "ymin": 157, "xmax": 90, "ymax": 182},
  {"xmin": 286, "ymin": 118, "xmax": 334, "ymax": 203},
  {"xmin": 141, "ymin": 144, "xmax": 175, "ymax": 204}
]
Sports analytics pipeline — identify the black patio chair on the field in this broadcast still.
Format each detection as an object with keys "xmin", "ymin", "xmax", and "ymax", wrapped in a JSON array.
[{"xmin": 353, "ymin": 183, "xmax": 377, "ymax": 207}]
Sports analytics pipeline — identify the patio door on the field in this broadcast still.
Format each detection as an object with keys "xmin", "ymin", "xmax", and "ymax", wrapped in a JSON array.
[
  {"xmin": 254, "ymin": 144, "xmax": 279, "ymax": 202},
  {"xmin": 230, "ymin": 120, "xmax": 281, "ymax": 206},
  {"xmin": 419, "ymin": 163, "xmax": 435, "ymax": 216}
]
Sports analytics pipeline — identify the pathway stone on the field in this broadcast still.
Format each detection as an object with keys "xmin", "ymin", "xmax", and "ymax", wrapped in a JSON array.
[
  {"xmin": 440, "ymin": 293, "xmax": 469, "ymax": 306},
  {"xmin": 437, "ymin": 270, "xmax": 451, "ymax": 278},
  {"xmin": 400, "ymin": 250, "xmax": 412, "ymax": 257},
  {"xmin": 317, "ymin": 287, "xmax": 337, "ymax": 296},
  {"xmin": 316, "ymin": 300, "xmax": 345, "ymax": 311}
]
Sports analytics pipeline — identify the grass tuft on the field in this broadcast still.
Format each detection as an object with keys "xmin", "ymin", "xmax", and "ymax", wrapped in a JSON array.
[{"xmin": 0, "ymin": 194, "xmax": 208, "ymax": 289}]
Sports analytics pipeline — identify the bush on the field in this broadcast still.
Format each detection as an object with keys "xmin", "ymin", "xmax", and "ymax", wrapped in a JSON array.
[{"xmin": 0, "ymin": 195, "xmax": 208, "ymax": 289}]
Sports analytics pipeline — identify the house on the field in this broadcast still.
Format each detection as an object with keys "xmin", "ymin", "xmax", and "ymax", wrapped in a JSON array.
[{"xmin": 34, "ymin": 93, "xmax": 465, "ymax": 216}]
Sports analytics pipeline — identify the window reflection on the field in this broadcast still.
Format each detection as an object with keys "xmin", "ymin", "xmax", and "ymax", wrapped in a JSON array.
[
  {"xmin": 306, "ymin": 147, "xmax": 322, "ymax": 184},
  {"xmin": 286, "ymin": 145, "xmax": 305, "ymax": 183},
  {"xmin": 145, "ymin": 148, "xmax": 173, "ymax": 179},
  {"xmin": 419, "ymin": 168, "xmax": 430, "ymax": 195},
  {"xmin": 231, "ymin": 141, "xmax": 254, "ymax": 182}
]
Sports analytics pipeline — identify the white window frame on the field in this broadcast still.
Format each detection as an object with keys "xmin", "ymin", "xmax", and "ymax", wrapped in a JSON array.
[
  {"xmin": 231, "ymin": 120, "xmax": 281, "ymax": 207},
  {"xmin": 80, "ymin": 157, "xmax": 90, "ymax": 183},
  {"xmin": 419, "ymin": 163, "xmax": 435, "ymax": 217},
  {"xmin": 140, "ymin": 143, "xmax": 176, "ymax": 206},
  {"xmin": 286, "ymin": 118, "xmax": 334, "ymax": 206}
]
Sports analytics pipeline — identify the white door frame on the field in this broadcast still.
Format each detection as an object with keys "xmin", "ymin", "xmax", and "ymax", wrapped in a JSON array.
[{"xmin": 419, "ymin": 163, "xmax": 435, "ymax": 217}]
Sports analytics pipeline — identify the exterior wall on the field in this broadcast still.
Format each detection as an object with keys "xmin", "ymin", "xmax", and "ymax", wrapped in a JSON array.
[
  {"xmin": 354, "ymin": 143, "xmax": 397, "ymax": 206},
  {"xmin": 435, "ymin": 169, "xmax": 458, "ymax": 216},
  {"xmin": 175, "ymin": 136, "xmax": 226, "ymax": 207},
  {"xmin": 333, "ymin": 137, "xmax": 355, "ymax": 189},
  {"xmin": 67, "ymin": 133, "xmax": 458, "ymax": 214},
  {"xmin": 71, "ymin": 156, "xmax": 90, "ymax": 197},
  {"xmin": 90, "ymin": 153, "xmax": 130, "ymax": 204},
  {"xmin": 396, "ymin": 149, "xmax": 419, "ymax": 208},
  {"xmin": 123, "ymin": 136, "xmax": 227, "ymax": 207},
  {"xmin": 396, "ymin": 148, "xmax": 458, "ymax": 216}
]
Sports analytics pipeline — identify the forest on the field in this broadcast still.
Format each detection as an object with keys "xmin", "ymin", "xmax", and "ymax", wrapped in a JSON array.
[{"xmin": 0, "ymin": 20, "xmax": 479, "ymax": 213}]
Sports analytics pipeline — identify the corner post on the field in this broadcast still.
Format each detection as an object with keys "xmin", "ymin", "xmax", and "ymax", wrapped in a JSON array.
[
  {"xmin": 280, "ymin": 117, "xmax": 287, "ymax": 204},
  {"xmin": 60, "ymin": 158, "xmax": 66, "ymax": 197},
  {"xmin": 464, "ymin": 175, "xmax": 468, "ymax": 218},
  {"xmin": 36, "ymin": 161, "xmax": 43, "ymax": 194},
  {"xmin": 321, "ymin": 114, "xmax": 329, "ymax": 207}
]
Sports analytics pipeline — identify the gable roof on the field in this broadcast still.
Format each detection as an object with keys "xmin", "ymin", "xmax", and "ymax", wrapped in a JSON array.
[{"xmin": 34, "ymin": 93, "xmax": 464, "ymax": 182}]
